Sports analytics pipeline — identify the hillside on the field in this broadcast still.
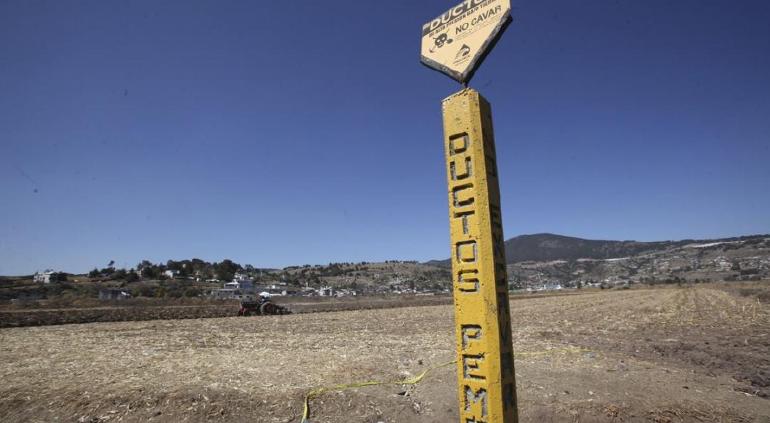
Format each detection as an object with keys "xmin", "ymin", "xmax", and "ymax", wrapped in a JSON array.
[
  {"xmin": 6, "ymin": 234, "xmax": 768, "ymax": 302},
  {"xmin": 508, "ymin": 235, "xmax": 770, "ymax": 289},
  {"xmin": 428, "ymin": 233, "xmax": 769, "ymax": 265}
]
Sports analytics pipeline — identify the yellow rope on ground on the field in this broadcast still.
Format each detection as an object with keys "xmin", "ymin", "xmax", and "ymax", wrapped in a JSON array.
[
  {"xmin": 299, "ymin": 347, "xmax": 590, "ymax": 423},
  {"xmin": 300, "ymin": 360, "xmax": 455, "ymax": 423},
  {"xmin": 517, "ymin": 346, "xmax": 591, "ymax": 357}
]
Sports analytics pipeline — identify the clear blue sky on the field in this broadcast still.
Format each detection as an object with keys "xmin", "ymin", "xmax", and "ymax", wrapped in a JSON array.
[{"xmin": 1, "ymin": 0, "xmax": 769, "ymax": 275}]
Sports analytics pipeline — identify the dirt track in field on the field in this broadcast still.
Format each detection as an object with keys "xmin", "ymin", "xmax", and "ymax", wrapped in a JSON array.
[
  {"xmin": 1, "ymin": 285, "xmax": 769, "ymax": 422},
  {"xmin": 0, "ymin": 295, "xmax": 455, "ymax": 328}
]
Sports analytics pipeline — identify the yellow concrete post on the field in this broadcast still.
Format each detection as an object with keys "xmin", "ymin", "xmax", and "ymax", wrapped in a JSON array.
[{"xmin": 442, "ymin": 88, "xmax": 518, "ymax": 423}]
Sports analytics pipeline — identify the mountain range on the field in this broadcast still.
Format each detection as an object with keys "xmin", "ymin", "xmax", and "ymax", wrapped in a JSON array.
[{"xmin": 427, "ymin": 233, "xmax": 769, "ymax": 266}]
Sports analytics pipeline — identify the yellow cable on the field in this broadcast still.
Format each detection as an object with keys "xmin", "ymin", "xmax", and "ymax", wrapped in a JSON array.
[
  {"xmin": 300, "ymin": 360, "xmax": 455, "ymax": 423},
  {"xmin": 517, "ymin": 346, "xmax": 591, "ymax": 357},
  {"xmin": 299, "ymin": 347, "xmax": 589, "ymax": 422}
]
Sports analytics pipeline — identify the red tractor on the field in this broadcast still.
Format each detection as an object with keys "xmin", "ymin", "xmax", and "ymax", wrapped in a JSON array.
[{"xmin": 238, "ymin": 296, "xmax": 291, "ymax": 316}]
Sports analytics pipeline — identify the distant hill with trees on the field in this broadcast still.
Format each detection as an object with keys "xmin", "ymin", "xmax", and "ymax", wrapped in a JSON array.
[{"xmin": 426, "ymin": 233, "xmax": 770, "ymax": 266}]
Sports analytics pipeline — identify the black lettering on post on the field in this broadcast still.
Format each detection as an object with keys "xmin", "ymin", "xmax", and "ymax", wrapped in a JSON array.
[
  {"xmin": 452, "ymin": 183, "xmax": 475, "ymax": 208},
  {"xmin": 458, "ymin": 269, "xmax": 480, "ymax": 292},
  {"xmin": 461, "ymin": 324, "xmax": 483, "ymax": 350},
  {"xmin": 490, "ymin": 206, "xmax": 505, "ymax": 259},
  {"xmin": 463, "ymin": 354, "xmax": 486, "ymax": 381},
  {"xmin": 497, "ymin": 292, "xmax": 512, "ymax": 347},
  {"xmin": 454, "ymin": 210, "xmax": 475, "ymax": 235},
  {"xmin": 449, "ymin": 133, "xmax": 470, "ymax": 155},
  {"xmin": 450, "ymin": 156, "xmax": 473, "ymax": 181},
  {"xmin": 456, "ymin": 240, "xmax": 478, "ymax": 263},
  {"xmin": 464, "ymin": 386, "xmax": 488, "ymax": 417}
]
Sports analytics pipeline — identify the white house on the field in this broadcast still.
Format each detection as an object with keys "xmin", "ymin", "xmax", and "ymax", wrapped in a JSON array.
[
  {"xmin": 33, "ymin": 270, "xmax": 56, "ymax": 284},
  {"xmin": 233, "ymin": 273, "xmax": 253, "ymax": 282},
  {"xmin": 224, "ymin": 280, "xmax": 255, "ymax": 292}
]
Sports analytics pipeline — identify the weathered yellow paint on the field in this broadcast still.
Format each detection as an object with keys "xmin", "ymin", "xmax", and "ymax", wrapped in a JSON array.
[{"xmin": 442, "ymin": 88, "xmax": 518, "ymax": 423}]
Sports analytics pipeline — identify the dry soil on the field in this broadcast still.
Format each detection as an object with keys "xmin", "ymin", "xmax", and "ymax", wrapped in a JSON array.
[{"xmin": 1, "ymin": 285, "xmax": 769, "ymax": 422}]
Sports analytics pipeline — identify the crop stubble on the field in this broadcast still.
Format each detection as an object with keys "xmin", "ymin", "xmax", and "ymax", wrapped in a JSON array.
[{"xmin": 1, "ymin": 285, "xmax": 768, "ymax": 422}]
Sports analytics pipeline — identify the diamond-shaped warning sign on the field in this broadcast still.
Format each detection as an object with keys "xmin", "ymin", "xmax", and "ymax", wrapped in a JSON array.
[{"xmin": 421, "ymin": 0, "xmax": 512, "ymax": 84}]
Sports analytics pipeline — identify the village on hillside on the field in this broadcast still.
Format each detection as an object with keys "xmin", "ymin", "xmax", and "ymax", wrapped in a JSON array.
[{"xmin": 8, "ymin": 236, "xmax": 770, "ymax": 303}]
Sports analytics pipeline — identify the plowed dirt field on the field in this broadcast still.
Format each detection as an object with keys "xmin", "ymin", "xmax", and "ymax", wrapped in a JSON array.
[{"xmin": 1, "ymin": 285, "xmax": 768, "ymax": 422}]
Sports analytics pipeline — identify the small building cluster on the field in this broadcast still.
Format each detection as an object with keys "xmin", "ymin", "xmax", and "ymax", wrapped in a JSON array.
[
  {"xmin": 210, "ymin": 273, "xmax": 301, "ymax": 299},
  {"xmin": 33, "ymin": 270, "xmax": 65, "ymax": 284},
  {"xmin": 33, "ymin": 270, "xmax": 56, "ymax": 284}
]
